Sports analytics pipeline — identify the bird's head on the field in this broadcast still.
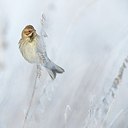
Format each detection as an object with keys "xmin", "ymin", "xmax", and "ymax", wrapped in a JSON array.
[{"xmin": 22, "ymin": 25, "xmax": 36, "ymax": 40}]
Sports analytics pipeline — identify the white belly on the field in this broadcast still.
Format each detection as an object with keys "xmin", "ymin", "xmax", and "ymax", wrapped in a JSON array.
[{"xmin": 20, "ymin": 42, "xmax": 38, "ymax": 63}]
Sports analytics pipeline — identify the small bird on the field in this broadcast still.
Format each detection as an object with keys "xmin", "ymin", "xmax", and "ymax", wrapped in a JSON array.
[{"xmin": 19, "ymin": 25, "xmax": 64, "ymax": 79}]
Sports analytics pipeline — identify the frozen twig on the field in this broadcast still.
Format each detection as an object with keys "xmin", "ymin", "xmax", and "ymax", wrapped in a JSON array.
[
  {"xmin": 41, "ymin": 14, "xmax": 46, "ymax": 25},
  {"xmin": 109, "ymin": 109, "xmax": 124, "ymax": 128},
  {"xmin": 22, "ymin": 66, "xmax": 40, "ymax": 128},
  {"xmin": 109, "ymin": 106, "xmax": 128, "ymax": 128},
  {"xmin": 22, "ymin": 15, "xmax": 48, "ymax": 127},
  {"xmin": 64, "ymin": 105, "xmax": 72, "ymax": 128},
  {"xmin": 40, "ymin": 14, "xmax": 48, "ymax": 38},
  {"xmin": 83, "ymin": 56, "xmax": 128, "ymax": 128}
]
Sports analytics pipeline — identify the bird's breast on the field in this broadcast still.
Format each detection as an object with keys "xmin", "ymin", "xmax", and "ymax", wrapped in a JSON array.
[{"xmin": 20, "ymin": 40, "xmax": 38, "ymax": 63}]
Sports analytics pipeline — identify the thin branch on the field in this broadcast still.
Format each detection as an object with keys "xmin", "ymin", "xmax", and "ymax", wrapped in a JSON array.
[
  {"xmin": 22, "ymin": 14, "xmax": 46, "ymax": 128},
  {"xmin": 64, "ymin": 105, "xmax": 72, "ymax": 128},
  {"xmin": 22, "ymin": 66, "xmax": 40, "ymax": 128},
  {"xmin": 109, "ymin": 109, "xmax": 124, "ymax": 128},
  {"xmin": 83, "ymin": 56, "xmax": 128, "ymax": 128},
  {"xmin": 40, "ymin": 14, "xmax": 48, "ymax": 38}
]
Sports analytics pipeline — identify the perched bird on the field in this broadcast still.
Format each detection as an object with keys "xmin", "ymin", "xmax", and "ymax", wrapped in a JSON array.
[{"xmin": 19, "ymin": 25, "xmax": 64, "ymax": 79}]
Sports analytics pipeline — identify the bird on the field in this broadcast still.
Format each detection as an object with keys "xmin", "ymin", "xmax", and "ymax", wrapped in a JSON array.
[{"xmin": 19, "ymin": 25, "xmax": 64, "ymax": 79}]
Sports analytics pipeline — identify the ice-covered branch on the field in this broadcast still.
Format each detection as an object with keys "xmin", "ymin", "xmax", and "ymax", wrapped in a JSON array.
[
  {"xmin": 23, "ymin": 15, "xmax": 48, "ymax": 127},
  {"xmin": 22, "ymin": 66, "xmax": 41, "ymax": 128},
  {"xmin": 83, "ymin": 56, "xmax": 128, "ymax": 128},
  {"xmin": 64, "ymin": 105, "xmax": 72, "ymax": 128},
  {"xmin": 40, "ymin": 14, "xmax": 48, "ymax": 38},
  {"xmin": 109, "ymin": 109, "xmax": 124, "ymax": 128}
]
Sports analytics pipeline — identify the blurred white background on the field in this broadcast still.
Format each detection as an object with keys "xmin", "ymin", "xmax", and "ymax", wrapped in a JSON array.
[{"xmin": 0, "ymin": 0, "xmax": 128, "ymax": 128}]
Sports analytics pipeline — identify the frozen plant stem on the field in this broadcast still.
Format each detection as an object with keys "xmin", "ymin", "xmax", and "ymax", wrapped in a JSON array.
[
  {"xmin": 64, "ymin": 105, "xmax": 71, "ymax": 128},
  {"xmin": 23, "ymin": 15, "xmax": 46, "ymax": 128},
  {"xmin": 40, "ymin": 14, "xmax": 48, "ymax": 38},
  {"xmin": 84, "ymin": 56, "xmax": 128, "ymax": 128},
  {"xmin": 109, "ymin": 109, "xmax": 124, "ymax": 128},
  {"xmin": 23, "ymin": 65, "xmax": 40, "ymax": 128}
]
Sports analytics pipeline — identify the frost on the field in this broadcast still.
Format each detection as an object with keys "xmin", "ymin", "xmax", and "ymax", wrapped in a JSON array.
[
  {"xmin": 84, "ymin": 56, "xmax": 128, "ymax": 128},
  {"xmin": 64, "ymin": 105, "xmax": 72, "ymax": 128},
  {"xmin": 0, "ymin": 0, "xmax": 128, "ymax": 128}
]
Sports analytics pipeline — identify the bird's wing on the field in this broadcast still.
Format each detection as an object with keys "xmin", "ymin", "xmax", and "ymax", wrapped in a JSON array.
[
  {"xmin": 36, "ymin": 35, "xmax": 49, "ymax": 65},
  {"xmin": 36, "ymin": 35, "xmax": 47, "ymax": 56}
]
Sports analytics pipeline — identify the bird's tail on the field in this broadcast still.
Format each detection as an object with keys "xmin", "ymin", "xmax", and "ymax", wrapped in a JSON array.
[{"xmin": 45, "ymin": 60, "xmax": 64, "ymax": 80}]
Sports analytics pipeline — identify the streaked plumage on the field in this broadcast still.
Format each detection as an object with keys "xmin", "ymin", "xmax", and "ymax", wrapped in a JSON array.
[{"xmin": 19, "ymin": 25, "xmax": 64, "ymax": 79}]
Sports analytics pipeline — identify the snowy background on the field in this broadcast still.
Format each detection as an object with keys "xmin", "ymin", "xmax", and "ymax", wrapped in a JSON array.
[{"xmin": 0, "ymin": 0, "xmax": 128, "ymax": 128}]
